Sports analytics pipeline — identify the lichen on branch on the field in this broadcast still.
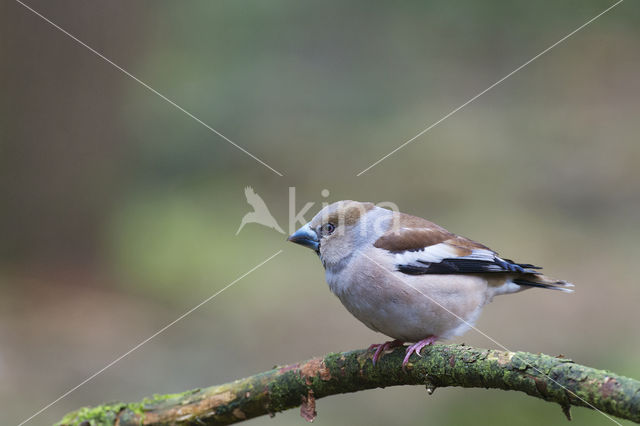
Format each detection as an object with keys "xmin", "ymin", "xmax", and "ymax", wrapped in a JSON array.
[{"xmin": 56, "ymin": 344, "xmax": 640, "ymax": 425}]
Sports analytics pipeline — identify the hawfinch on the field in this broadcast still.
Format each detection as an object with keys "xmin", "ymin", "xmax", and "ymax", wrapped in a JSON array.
[{"xmin": 288, "ymin": 201, "xmax": 573, "ymax": 367}]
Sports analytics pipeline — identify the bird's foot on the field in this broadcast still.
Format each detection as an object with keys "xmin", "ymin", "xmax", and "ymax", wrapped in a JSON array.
[
  {"xmin": 369, "ymin": 339, "xmax": 404, "ymax": 365},
  {"xmin": 402, "ymin": 335, "xmax": 438, "ymax": 369}
]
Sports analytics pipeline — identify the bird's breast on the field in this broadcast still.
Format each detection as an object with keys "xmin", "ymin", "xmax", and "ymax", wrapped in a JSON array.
[{"xmin": 324, "ymin": 254, "xmax": 492, "ymax": 341}]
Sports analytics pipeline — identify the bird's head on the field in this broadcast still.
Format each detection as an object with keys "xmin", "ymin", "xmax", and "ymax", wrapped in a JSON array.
[{"xmin": 288, "ymin": 200, "xmax": 391, "ymax": 267}]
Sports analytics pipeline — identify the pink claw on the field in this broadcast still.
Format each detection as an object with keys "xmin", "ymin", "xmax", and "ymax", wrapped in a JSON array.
[
  {"xmin": 402, "ymin": 335, "xmax": 438, "ymax": 369},
  {"xmin": 369, "ymin": 339, "xmax": 404, "ymax": 365}
]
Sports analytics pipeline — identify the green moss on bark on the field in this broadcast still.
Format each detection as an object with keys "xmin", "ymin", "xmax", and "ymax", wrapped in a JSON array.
[
  {"xmin": 56, "ymin": 345, "xmax": 640, "ymax": 425},
  {"xmin": 55, "ymin": 402, "xmax": 133, "ymax": 426}
]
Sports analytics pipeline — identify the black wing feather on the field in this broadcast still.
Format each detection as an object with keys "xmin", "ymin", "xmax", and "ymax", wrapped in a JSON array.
[{"xmin": 397, "ymin": 257, "xmax": 541, "ymax": 275}]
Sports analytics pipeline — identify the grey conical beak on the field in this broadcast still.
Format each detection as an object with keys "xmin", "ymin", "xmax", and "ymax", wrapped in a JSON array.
[{"xmin": 287, "ymin": 223, "xmax": 319, "ymax": 251}]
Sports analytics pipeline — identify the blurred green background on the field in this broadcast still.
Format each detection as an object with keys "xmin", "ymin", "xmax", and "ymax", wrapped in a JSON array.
[{"xmin": 2, "ymin": 0, "xmax": 639, "ymax": 425}]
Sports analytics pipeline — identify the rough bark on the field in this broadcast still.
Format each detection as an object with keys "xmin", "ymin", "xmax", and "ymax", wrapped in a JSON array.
[{"xmin": 56, "ymin": 344, "xmax": 640, "ymax": 425}]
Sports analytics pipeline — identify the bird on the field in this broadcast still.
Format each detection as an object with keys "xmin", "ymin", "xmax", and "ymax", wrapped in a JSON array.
[
  {"xmin": 236, "ymin": 186, "xmax": 284, "ymax": 235},
  {"xmin": 287, "ymin": 200, "xmax": 573, "ymax": 368}
]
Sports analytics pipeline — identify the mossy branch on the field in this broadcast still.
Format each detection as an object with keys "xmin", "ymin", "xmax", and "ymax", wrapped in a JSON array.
[{"xmin": 57, "ymin": 344, "xmax": 640, "ymax": 425}]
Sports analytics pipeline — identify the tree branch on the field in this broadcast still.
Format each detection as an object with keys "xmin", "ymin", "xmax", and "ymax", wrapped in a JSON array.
[{"xmin": 56, "ymin": 344, "xmax": 640, "ymax": 425}]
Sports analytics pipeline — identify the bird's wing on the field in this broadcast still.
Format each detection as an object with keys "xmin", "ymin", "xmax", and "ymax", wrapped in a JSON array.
[
  {"xmin": 373, "ymin": 213, "xmax": 541, "ymax": 276},
  {"xmin": 244, "ymin": 186, "xmax": 270, "ymax": 211},
  {"xmin": 244, "ymin": 186, "xmax": 258, "ymax": 206}
]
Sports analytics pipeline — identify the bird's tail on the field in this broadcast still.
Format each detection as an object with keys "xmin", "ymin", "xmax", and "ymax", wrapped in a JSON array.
[{"xmin": 513, "ymin": 275, "xmax": 575, "ymax": 293}]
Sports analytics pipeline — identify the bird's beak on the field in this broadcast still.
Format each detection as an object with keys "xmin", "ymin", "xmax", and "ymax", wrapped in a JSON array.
[{"xmin": 287, "ymin": 223, "xmax": 319, "ymax": 251}]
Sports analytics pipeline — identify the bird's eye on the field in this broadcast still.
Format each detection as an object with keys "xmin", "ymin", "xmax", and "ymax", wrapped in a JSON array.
[{"xmin": 322, "ymin": 223, "xmax": 335, "ymax": 235}]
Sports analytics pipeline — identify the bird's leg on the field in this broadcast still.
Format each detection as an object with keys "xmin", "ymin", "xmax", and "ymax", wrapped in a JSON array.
[
  {"xmin": 402, "ymin": 335, "xmax": 438, "ymax": 368},
  {"xmin": 369, "ymin": 339, "xmax": 404, "ymax": 365}
]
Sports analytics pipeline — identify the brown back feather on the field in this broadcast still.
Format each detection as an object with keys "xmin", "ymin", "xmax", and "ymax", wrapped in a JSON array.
[{"xmin": 373, "ymin": 213, "xmax": 491, "ymax": 255}]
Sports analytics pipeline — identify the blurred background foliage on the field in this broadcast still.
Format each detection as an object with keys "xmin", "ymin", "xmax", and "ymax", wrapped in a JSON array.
[{"xmin": 1, "ymin": 0, "xmax": 639, "ymax": 425}]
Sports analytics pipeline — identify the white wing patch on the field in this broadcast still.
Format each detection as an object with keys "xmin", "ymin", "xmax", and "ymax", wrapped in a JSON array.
[{"xmin": 392, "ymin": 242, "xmax": 498, "ymax": 268}]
